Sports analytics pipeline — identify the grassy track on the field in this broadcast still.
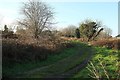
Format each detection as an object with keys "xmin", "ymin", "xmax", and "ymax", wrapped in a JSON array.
[
  {"xmin": 3, "ymin": 42, "xmax": 79, "ymax": 77},
  {"xmin": 10, "ymin": 41, "xmax": 94, "ymax": 78}
]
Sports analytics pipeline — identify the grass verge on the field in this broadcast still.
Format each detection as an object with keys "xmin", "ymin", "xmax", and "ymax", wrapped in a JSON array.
[
  {"xmin": 72, "ymin": 47, "xmax": 120, "ymax": 79},
  {"xmin": 21, "ymin": 42, "xmax": 94, "ymax": 78},
  {"xmin": 2, "ymin": 41, "xmax": 80, "ymax": 77}
]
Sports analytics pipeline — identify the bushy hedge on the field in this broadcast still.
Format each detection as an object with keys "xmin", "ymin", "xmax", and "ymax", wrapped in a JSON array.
[
  {"xmin": 90, "ymin": 39, "xmax": 120, "ymax": 50},
  {"xmin": 2, "ymin": 40, "xmax": 49, "ymax": 64},
  {"xmin": 2, "ymin": 38, "xmax": 75, "ymax": 64}
]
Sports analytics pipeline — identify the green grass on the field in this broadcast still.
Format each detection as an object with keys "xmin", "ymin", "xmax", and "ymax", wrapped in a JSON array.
[
  {"xmin": 20, "ymin": 42, "xmax": 94, "ymax": 78},
  {"xmin": 3, "ymin": 43, "xmax": 78, "ymax": 77},
  {"xmin": 3, "ymin": 41, "xmax": 94, "ymax": 78},
  {"xmin": 2, "ymin": 42, "xmax": 80, "ymax": 76},
  {"xmin": 26, "ymin": 50, "xmax": 91, "ymax": 78},
  {"xmin": 73, "ymin": 47, "xmax": 120, "ymax": 78},
  {"xmin": 4, "ymin": 39, "xmax": 119, "ymax": 79}
]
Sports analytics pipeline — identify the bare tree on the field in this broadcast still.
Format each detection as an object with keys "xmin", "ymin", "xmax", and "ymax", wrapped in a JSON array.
[
  {"xmin": 97, "ymin": 27, "xmax": 112, "ymax": 39},
  {"xmin": 61, "ymin": 25, "xmax": 76, "ymax": 37},
  {"xmin": 0, "ymin": 15, "xmax": 4, "ymax": 30},
  {"xmin": 104, "ymin": 27, "xmax": 112, "ymax": 38},
  {"xmin": 19, "ymin": 0, "xmax": 54, "ymax": 38}
]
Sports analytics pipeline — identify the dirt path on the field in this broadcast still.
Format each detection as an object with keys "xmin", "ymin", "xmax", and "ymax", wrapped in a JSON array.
[
  {"xmin": 45, "ymin": 46, "xmax": 94, "ymax": 78},
  {"xmin": 16, "ymin": 44, "xmax": 95, "ymax": 78}
]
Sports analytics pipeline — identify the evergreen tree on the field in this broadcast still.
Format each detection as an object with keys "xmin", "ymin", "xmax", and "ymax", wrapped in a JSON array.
[{"xmin": 75, "ymin": 28, "xmax": 80, "ymax": 38}]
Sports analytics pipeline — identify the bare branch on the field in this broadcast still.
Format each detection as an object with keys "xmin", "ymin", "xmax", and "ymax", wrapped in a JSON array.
[{"xmin": 19, "ymin": 0, "xmax": 54, "ymax": 38}]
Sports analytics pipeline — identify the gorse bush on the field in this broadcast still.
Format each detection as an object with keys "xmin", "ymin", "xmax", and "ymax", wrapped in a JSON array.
[
  {"xmin": 3, "ymin": 40, "xmax": 49, "ymax": 63},
  {"xmin": 2, "ymin": 38, "xmax": 74, "ymax": 64},
  {"xmin": 90, "ymin": 39, "xmax": 120, "ymax": 50}
]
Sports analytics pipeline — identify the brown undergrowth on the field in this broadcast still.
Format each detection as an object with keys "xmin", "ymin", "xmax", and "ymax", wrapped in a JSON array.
[
  {"xmin": 2, "ymin": 37, "xmax": 74, "ymax": 63},
  {"xmin": 89, "ymin": 38, "xmax": 120, "ymax": 50}
]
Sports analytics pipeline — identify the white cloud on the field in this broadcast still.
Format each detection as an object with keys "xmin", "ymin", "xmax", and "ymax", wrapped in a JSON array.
[
  {"xmin": 0, "ymin": 16, "xmax": 15, "ymax": 29},
  {"xmin": 0, "ymin": 7, "xmax": 18, "ymax": 27},
  {"xmin": 2, "ymin": 17, "xmax": 14, "ymax": 25}
]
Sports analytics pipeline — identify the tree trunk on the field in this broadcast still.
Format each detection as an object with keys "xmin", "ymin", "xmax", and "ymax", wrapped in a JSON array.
[{"xmin": 92, "ymin": 28, "xmax": 103, "ymax": 40}]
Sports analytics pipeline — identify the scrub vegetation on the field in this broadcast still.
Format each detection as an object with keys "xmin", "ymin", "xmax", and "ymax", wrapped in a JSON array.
[{"xmin": 1, "ymin": 0, "xmax": 120, "ymax": 79}]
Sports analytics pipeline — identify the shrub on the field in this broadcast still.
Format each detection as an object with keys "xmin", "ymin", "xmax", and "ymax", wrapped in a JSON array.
[
  {"xmin": 90, "ymin": 39, "xmax": 120, "ymax": 50},
  {"xmin": 2, "ymin": 38, "xmax": 75, "ymax": 64},
  {"xmin": 75, "ymin": 28, "xmax": 80, "ymax": 38},
  {"xmin": 2, "ymin": 39, "xmax": 49, "ymax": 63}
]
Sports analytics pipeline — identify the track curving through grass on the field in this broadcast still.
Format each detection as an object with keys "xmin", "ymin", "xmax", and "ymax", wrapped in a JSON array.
[{"xmin": 15, "ymin": 42, "xmax": 95, "ymax": 78}]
